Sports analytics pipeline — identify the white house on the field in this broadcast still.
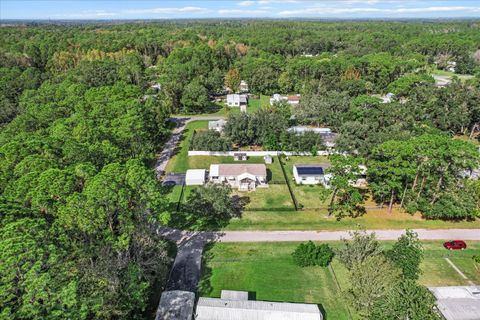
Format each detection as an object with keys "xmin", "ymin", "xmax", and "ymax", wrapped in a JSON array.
[
  {"xmin": 293, "ymin": 164, "xmax": 331, "ymax": 186},
  {"xmin": 288, "ymin": 126, "xmax": 332, "ymax": 134},
  {"xmin": 208, "ymin": 119, "xmax": 226, "ymax": 133},
  {"xmin": 196, "ymin": 290, "xmax": 323, "ymax": 320},
  {"xmin": 270, "ymin": 94, "xmax": 300, "ymax": 106},
  {"xmin": 185, "ymin": 169, "xmax": 206, "ymax": 186},
  {"xmin": 227, "ymin": 94, "xmax": 247, "ymax": 107},
  {"xmin": 239, "ymin": 80, "xmax": 249, "ymax": 92},
  {"xmin": 209, "ymin": 164, "xmax": 268, "ymax": 191}
]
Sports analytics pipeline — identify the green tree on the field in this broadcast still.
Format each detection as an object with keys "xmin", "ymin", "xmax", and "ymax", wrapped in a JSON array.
[
  {"xmin": 386, "ymin": 230, "xmax": 423, "ymax": 280},
  {"xmin": 292, "ymin": 241, "xmax": 334, "ymax": 267},
  {"xmin": 180, "ymin": 78, "xmax": 210, "ymax": 113},
  {"xmin": 337, "ymin": 229, "xmax": 382, "ymax": 270},
  {"xmin": 369, "ymin": 280, "xmax": 441, "ymax": 320}
]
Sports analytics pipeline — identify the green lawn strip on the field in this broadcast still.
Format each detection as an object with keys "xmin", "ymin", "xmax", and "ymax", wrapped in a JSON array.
[
  {"xmin": 199, "ymin": 242, "xmax": 352, "ymax": 320},
  {"xmin": 225, "ymin": 210, "xmax": 480, "ymax": 231},
  {"xmin": 165, "ymin": 120, "xmax": 209, "ymax": 173}
]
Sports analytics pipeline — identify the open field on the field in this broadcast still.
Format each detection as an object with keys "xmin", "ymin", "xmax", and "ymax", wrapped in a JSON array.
[
  {"xmin": 234, "ymin": 184, "xmax": 295, "ymax": 211},
  {"xmin": 199, "ymin": 241, "xmax": 480, "ymax": 320}
]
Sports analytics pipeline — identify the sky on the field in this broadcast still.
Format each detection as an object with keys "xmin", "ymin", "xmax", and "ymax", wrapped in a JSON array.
[{"xmin": 1, "ymin": 0, "xmax": 480, "ymax": 20}]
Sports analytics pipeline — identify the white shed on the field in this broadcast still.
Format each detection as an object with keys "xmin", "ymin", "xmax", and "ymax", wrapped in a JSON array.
[{"xmin": 185, "ymin": 169, "xmax": 206, "ymax": 186}]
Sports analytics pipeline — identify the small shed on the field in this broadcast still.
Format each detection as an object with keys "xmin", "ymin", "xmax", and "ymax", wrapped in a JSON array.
[
  {"xmin": 233, "ymin": 153, "xmax": 247, "ymax": 161},
  {"xmin": 264, "ymin": 154, "xmax": 273, "ymax": 164},
  {"xmin": 185, "ymin": 169, "xmax": 206, "ymax": 186}
]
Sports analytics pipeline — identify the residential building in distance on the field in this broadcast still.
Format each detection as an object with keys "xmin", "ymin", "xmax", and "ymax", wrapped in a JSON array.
[
  {"xmin": 208, "ymin": 119, "xmax": 226, "ymax": 133},
  {"xmin": 209, "ymin": 164, "xmax": 268, "ymax": 191},
  {"xmin": 293, "ymin": 164, "xmax": 331, "ymax": 186},
  {"xmin": 226, "ymin": 93, "xmax": 247, "ymax": 107},
  {"xmin": 239, "ymin": 80, "xmax": 249, "ymax": 92},
  {"xmin": 270, "ymin": 93, "xmax": 301, "ymax": 105},
  {"xmin": 287, "ymin": 126, "xmax": 338, "ymax": 148},
  {"xmin": 195, "ymin": 290, "xmax": 323, "ymax": 320}
]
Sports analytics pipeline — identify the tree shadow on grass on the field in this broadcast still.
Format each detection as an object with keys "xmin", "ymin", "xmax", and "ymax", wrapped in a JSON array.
[{"xmin": 197, "ymin": 242, "xmax": 215, "ymax": 296}]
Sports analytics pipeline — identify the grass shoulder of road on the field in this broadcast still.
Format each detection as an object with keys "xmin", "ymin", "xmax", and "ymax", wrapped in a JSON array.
[
  {"xmin": 225, "ymin": 209, "xmax": 480, "ymax": 231},
  {"xmin": 199, "ymin": 241, "xmax": 480, "ymax": 320}
]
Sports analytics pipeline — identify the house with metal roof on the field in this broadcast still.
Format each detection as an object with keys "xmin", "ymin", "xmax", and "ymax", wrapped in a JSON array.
[
  {"xmin": 208, "ymin": 119, "xmax": 226, "ymax": 133},
  {"xmin": 195, "ymin": 290, "xmax": 323, "ymax": 320},
  {"xmin": 209, "ymin": 164, "xmax": 268, "ymax": 191},
  {"xmin": 226, "ymin": 94, "xmax": 247, "ymax": 107},
  {"xmin": 430, "ymin": 286, "xmax": 480, "ymax": 320},
  {"xmin": 293, "ymin": 164, "xmax": 331, "ymax": 186}
]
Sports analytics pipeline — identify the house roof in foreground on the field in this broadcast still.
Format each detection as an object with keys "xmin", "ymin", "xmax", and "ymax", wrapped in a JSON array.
[
  {"xmin": 430, "ymin": 286, "xmax": 480, "ymax": 320},
  {"xmin": 196, "ymin": 297, "xmax": 322, "ymax": 320},
  {"xmin": 156, "ymin": 290, "xmax": 195, "ymax": 320},
  {"xmin": 210, "ymin": 164, "xmax": 267, "ymax": 177}
]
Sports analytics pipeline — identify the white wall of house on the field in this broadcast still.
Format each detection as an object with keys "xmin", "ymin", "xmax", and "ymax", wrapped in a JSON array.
[
  {"xmin": 188, "ymin": 150, "xmax": 333, "ymax": 156},
  {"xmin": 293, "ymin": 167, "xmax": 323, "ymax": 185}
]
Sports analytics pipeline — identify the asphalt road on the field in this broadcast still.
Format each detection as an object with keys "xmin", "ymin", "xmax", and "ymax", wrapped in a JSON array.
[
  {"xmin": 154, "ymin": 116, "xmax": 225, "ymax": 177},
  {"xmin": 157, "ymin": 226, "xmax": 480, "ymax": 293}
]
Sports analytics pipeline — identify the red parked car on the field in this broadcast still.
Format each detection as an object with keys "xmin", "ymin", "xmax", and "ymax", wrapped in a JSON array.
[{"xmin": 443, "ymin": 240, "xmax": 467, "ymax": 250}]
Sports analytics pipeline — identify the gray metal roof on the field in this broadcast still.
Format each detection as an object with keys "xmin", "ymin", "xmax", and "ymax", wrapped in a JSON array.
[
  {"xmin": 156, "ymin": 290, "xmax": 195, "ymax": 320},
  {"xmin": 430, "ymin": 286, "xmax": 480, "ymax": 320},
  {"xmin": 196, "ymin": 297, "xmax": 322, "ymax": 320}
]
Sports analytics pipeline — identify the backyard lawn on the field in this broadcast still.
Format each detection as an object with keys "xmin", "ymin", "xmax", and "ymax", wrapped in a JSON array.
[
  {"xmin": 199, "ymin": 241, "xmax": 480, "ymax": 320},
  {"xmin": 233, "ymin": 184, "xmax": 295, "ymax": 211}
]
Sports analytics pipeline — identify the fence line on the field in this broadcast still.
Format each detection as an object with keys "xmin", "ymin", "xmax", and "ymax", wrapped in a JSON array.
[
  {"xmin": 188, "ymin": 150, "xmax": 333, "ymax": 156},
  {"xmin": 278, "ymin": 155, "xmax": 300, "ymax": 211}
]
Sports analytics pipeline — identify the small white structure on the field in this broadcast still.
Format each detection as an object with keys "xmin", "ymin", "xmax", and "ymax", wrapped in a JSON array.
[
  {"xmin": 208, "ymin": 119, "xmax": 226, "ymax": 133},
  {"xmin": 196, "ymin": 290, "xmax": 323, "ymax": 320},
  {"xmin": 209, "ymin": 164, "xmax": 268, "ymax": 191},
  {"xmin": 150, "ymin": 83, "xmax": 162, "ymax": 92},
  {"xmin": 270, "ymin": 93, "xmax": 284, "ymax": 105},
  {"xmin": 430, "ymin": 286, "xmax": 480, "ymax": 320},
  {"xmin": 293, "ymin": 164, "xmax": 330, "ymax": 186},
  {"xmin": 264, "ymin": 154, "xmax": 273, "ymax": 164},
  {"xmin": 185, "ymin": 169, "xmax": 206, "ymax": 186},
  {"xmin": 227, "ymin": 94, "xmax": 247, "ymax": 107},
  {"xmin": 156, "ymin": 290, "xmax": 195, "ymax": 320},
  {"xmin": 239, "ymin": 80, "xmax": 249, "ymax": 92},
  {"xmin": 287, "ymin": 95, "xmax": 300, "ymax": 105}
]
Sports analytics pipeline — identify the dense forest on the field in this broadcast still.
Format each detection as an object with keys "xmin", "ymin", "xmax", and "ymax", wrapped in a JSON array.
[{"xmin": 1, "ymin": 20, "xmax": 480, "ymax": 319}]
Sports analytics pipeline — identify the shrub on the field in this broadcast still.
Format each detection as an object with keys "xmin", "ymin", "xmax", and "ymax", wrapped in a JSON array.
[{"xmin": 292, "ymin": 241, "xmax": 334, "ymax": 267}]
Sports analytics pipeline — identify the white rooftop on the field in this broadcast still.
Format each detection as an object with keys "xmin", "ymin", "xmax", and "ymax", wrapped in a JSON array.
[
  {"xmin": 196, "ymin": 295, "xmax": 323, "ymax": 320},
  {"xmin": 430, "ymin": 286, "xmax": 480, "ymax": 320}
]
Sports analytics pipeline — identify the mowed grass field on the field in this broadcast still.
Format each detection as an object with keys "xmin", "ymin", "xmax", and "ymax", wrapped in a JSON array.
[{"xmin": 199, "ymin": 241, "xmax": 480, "ymax": 320}]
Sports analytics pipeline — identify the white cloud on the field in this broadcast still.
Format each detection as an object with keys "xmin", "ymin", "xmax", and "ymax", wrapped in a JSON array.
[
  {"xmin": 54, "ymin": 10, "xmax": 117, "ymax": 18},
  {"xmin": 123, "ymin": 6, "xmax": 209, "ymax": 15},
  {"xmin": 218, "ymin": 9, "xmax": 268, "ymax": 15},
  {"xmin": 278, "ymin": 5, "xmax": 480, "ymax": 16},
  {"xmin": 237, "ymin": 1, "xmax": 256, "ymax": 6}
]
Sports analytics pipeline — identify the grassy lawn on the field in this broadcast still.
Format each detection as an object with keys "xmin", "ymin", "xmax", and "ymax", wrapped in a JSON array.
[
  {"xmin": 233, "ymin": 184, "xmax": 295, "ymax": 211},
  {"xmin": 165, "ymin": 120, "xmax": 209, "ymax": 173},
  {"xmin": 225, "ymin": 209, "xmax": 480, "ymax": 230},
  {"xmin": 281, "ymin": 156, "xmax": 332, "ymax": 208},
  {"xmin": 199, "ymin": 241, "xmax": 480, "ymax": 320},
  {"xmin": 199, "ymin": 242, "xmax": 352, "ymax": 320}
]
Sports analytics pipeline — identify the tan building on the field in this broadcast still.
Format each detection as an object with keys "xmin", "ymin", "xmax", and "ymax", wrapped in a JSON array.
[{"xmin": 209, "ymin": 164, "xmax": 268, "ymax": 191}]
